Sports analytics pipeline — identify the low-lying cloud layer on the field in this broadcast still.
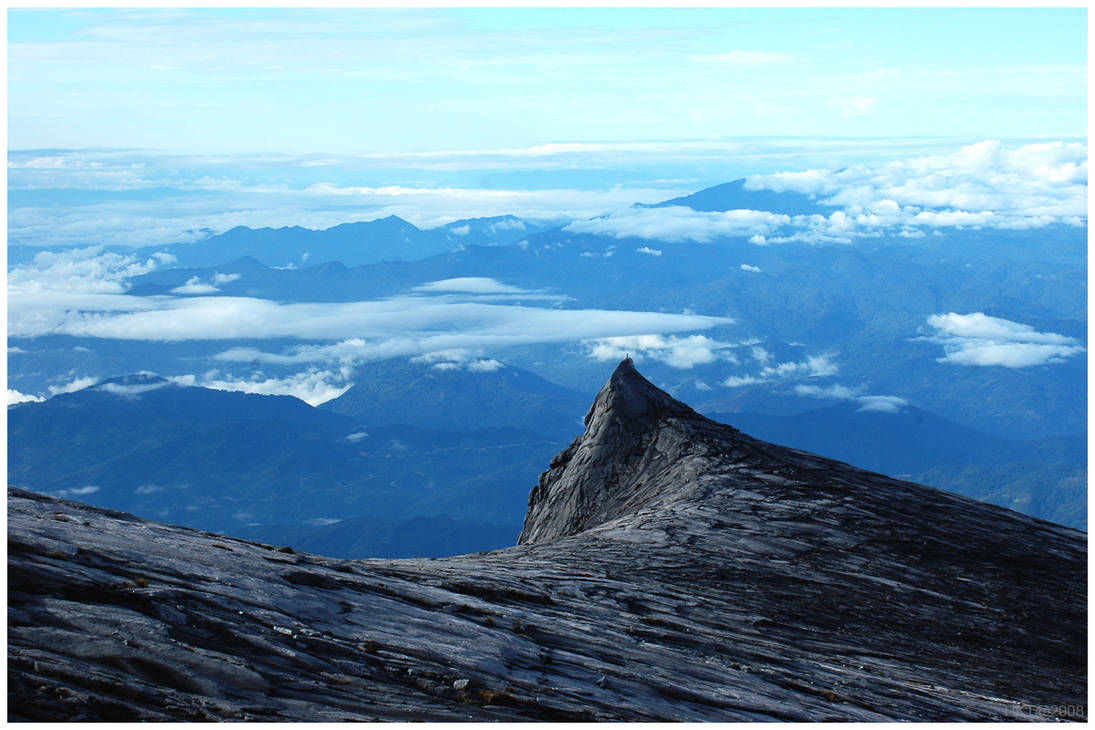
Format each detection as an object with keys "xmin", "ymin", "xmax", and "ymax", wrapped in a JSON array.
[
  {"xmin": 566, "ymin": 208, "xmax": 791, "ymax": 243},
  {"xmin": 170, "ymin": 370, "xmax": 352, "ymax": 407},
  {"xmin": 10, "ymin": 289, "xmax": 732, "ymax": 348},
  {"xmin": 8, "ymin": 244, "xmax": 741, "ymax": 404},
  {"xmin": 8, "ymin": 246, "xmax": 176, "ymax": 294},
  {"xmin": 923, "ymin": 312, "xmax": 1085, "ymax": 368},
  {"xmin": 748, "ymin": 140, "xmax": 1087, "ymax": 239},
  {"xmin": 413, "ymin": 277, "xmax": 530, "ymax": 295},
  {"xmin": 11, "ymin": 138, "xmax": 1074, "ymax": 250}
]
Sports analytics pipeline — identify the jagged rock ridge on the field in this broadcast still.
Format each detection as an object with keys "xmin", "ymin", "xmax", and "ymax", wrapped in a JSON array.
[{"xmin": 8, "ymin": 360, "xmax": 1087, "ymax": 721}]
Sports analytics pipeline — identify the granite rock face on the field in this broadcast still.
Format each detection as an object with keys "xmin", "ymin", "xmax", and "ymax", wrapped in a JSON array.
[
  {"xmin": 8, "ymin": 360, "xmax": 1088, "ymax": 721},
  {"xmin": 519, "ymin": 356, "xmax": 702, "ymax": 544}
]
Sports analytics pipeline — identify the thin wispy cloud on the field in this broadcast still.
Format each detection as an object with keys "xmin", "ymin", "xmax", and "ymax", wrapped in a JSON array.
[
  {"xmin": 722, "ymin": 354, "xmax": 839, "ymax": 388},
  {"xmin": 832, "ymin": 96, "xmax": 877, "ymax": 119},
  {"xmin": 47, "ymin": 376, "xmax": 98, "ymax": 396},
  {"xmin": 170, "ymin": 370, "xmax": 352, "ymax": 406},
  {"xmin": 566, "ymin": 207, "xmax": 792, "ymax": 243},
  {"xmin": 705, "ymin": 50, "xmax": 794, "ymax": 64},
  {"xmin": 11, "ymin": 9, "xmax": 1083, "ymax": 153},
  {"xmin": 413, "ymin": 277, "xmax": 530, "ymax": 295},
  {"xmin": 9, "ymin": 291, "xmax": 731, "ymax": 346},
  {"xmin": 51, "ymin": 486, "xmax": 101, "ymax": 499},
  {"xmin": 795, "ymin": 383, "xmax": 909, "ymax": 413}
]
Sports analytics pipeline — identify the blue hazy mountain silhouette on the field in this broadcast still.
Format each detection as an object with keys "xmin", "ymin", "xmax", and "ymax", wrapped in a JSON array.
[
  {"xmin": 7, "ymin": 379, "xmax": 560, "ymax": 555},
  {"xmin": 642, "ymin": 178, "xmax": 829, "ymax": 216},
  {"xmin": 156, "ymin": 213, "xmax": 545, "ymax": 269},
  {"xmin": 320, "ymin": 358, "xmax": 589, "ymax": 438},
  {"xmin": 717, "ymin": 401, "xmax": 1084, "ymax": 530}
]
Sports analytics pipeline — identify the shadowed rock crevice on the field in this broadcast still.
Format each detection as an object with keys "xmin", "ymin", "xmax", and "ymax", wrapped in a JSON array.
[{"xmin": 7, "ymin": 360, "xmax": 1087, "ymax": 722}]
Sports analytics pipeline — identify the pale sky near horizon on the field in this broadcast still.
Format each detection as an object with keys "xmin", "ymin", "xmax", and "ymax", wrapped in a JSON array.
[{"xmin": 7, "ymin": 7, "xmax": 1088, "ymax": 155}]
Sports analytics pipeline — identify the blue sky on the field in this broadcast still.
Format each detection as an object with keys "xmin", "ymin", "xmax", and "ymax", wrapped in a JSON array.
[
  {"xmin": 6, "ymin": 8, "xmax": 1088, "ymax": 250},
  {"xmin": 8, "ymin": 7, "xmax": 1088, "ymax": 153}
]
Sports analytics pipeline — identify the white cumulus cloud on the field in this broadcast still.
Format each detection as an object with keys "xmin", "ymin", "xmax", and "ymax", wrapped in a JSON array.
[
  {"xmin": 746, "ymin": 140, "xmax": 1087, "ymax": 236},
  {"xmin": 923, "ymin": 312, "xmax": 1085, "ymax": 368},
  {"xmin": 171, "ymin": 276, "xmax": 221, "ymax": 295},
  {"xmin": 8, "ymin": 246, "xmax": 176, "ymax": 295},
  {"xmin": 7, "ymin": 389, "xmax": 45, "ymax": 405},
  {"xmin": 586, "ymin": 333, "xmax": 740, "ymax": 369}
]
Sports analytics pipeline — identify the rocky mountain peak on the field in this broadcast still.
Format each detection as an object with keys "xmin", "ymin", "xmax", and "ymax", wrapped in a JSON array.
[
  {"xmin": 519, "ymin": 358, "xmax": 727, "ymax": 545},
  {"xmin": 582, "ymin": 356, "xmax": 692, "ymax": 426}
]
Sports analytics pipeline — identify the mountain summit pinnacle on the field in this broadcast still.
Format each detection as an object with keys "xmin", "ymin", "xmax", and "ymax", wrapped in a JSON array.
[
  {"xmin": 519, "ymin": 358, "xmax": 728, "ymax": 544},
  {"xmin": 586, "ymin": 356, "xmax": 693, "ymax": 424}
]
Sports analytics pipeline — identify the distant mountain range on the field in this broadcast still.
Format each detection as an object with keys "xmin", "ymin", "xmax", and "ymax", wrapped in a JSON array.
[
  {"xmin": 7, "ymin": 176, "xmax": 1086, "ymax": 549},
  {"xmin": 320, "ymin": 358, "xmax": 589, "ymax": 438},
  {"xmin": 717, "ymin": 402, "xmax": 1086, "ymax": 529},
  {"xmin": 7, "ymin": 375, "xmax": 562, "ymax": 556},
  {"xmin": 144, "ymin": 214, "xmax": 551, "ymax": 269}
]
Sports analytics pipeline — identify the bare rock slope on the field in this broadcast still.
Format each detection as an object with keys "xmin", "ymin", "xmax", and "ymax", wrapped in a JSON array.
[{"xmin": 8, "ymin": 359, "xmax": 1087, "ymax": 721}]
